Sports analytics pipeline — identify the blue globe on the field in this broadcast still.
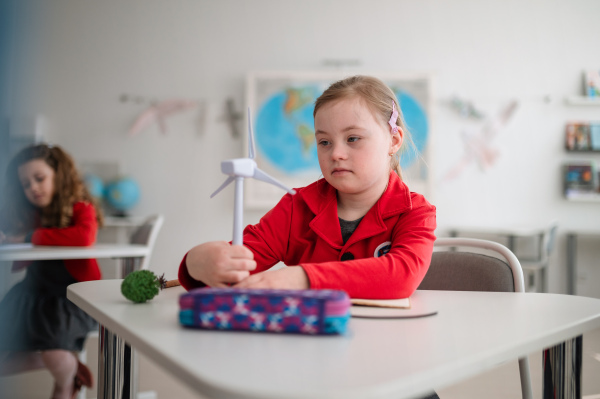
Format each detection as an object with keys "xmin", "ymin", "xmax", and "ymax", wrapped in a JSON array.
[
  {"xmin": 104, "ymin": 177, "xmax": 140, "ymax": 213},
  {"xmin": 84, "ymin": 174, "xmax": 104, "ymax": 199}
]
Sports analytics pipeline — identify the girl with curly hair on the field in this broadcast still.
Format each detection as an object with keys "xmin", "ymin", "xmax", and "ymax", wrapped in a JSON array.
[{"xmin": 0, "ymin": 143, "xmax": 103, "ymax": 399}]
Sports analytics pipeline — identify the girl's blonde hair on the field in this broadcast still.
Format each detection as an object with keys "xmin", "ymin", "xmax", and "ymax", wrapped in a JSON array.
[
  {"xmin": 0, "ymin": 144, "xmax": 103, "ymax": 233},
  {"xmin": 313, "ymin": 75, "xmax": 414, "ymax": 178}
]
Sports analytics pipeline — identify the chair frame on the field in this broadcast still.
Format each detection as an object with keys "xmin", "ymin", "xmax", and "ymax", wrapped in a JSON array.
[
  {"xmin": 520, "ymin": 222, "xmax": 558, "ymax": 293},
  {"xmin": 134, "ymin": 214, "xmax": 165, "ymax": 270},
  {"xmin": 431, "ymin": 237, "xmax": 532, "ymax": 399}
]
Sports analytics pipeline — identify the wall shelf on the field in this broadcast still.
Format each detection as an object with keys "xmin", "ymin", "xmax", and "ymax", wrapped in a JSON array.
[
  {"xmin": 565, "ymin": 194, "xmax": 600, "ymax": 202},
  {"xmin": 565, "ymin": 96, "xmax": 600, "ymax": 106}
]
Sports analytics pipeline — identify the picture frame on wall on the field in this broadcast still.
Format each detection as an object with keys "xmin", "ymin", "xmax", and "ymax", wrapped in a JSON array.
[{"xmin": 244, "ymin": 71, "xmax": 433, "ymax": 210}]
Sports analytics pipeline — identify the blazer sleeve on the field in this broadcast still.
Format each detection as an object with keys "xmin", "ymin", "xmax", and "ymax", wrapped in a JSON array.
[
  {"xmin": 177, "ymin": 194, "xmax": 293, "ymax": 291},
  {"xmin": 30, "ymin": 202, "xmax": 98, "ymax": 246},
  {"xmin": 301, "ymin": 198, "xmax": 437, "ymax": 299}
]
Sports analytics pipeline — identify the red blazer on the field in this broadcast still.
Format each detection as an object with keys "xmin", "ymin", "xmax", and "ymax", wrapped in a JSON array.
[
  {"xmin": 179, "ymin": 172, "xmax": 437, "ymax": 299},
  {"xmin": 13, "ymin": 201, "xmax": 102, "ymax": 282}
]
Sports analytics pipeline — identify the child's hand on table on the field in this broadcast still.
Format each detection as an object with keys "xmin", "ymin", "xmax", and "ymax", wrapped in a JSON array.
[
  {"xmin": 186, "ymin": 241, "xmax": 257, "ymax": 288},
  {"xmin": 233, "ymin": 266, "xmax": 309, "ymax": 290},
  {"xmin": 0, "ymin": 231, "xmax": 25, "ymax": 244}
]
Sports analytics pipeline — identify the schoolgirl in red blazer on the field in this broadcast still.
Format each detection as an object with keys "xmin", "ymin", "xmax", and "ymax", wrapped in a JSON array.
[
  {"xmin": 179, "ymin": 75, "xmax": 436, "ymax": 299},
  {"xmin": 0, "ymin": 144, "xmax": 101, "ymax": 399}
]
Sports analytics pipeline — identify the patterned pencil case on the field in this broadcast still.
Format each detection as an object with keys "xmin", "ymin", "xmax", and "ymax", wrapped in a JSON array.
[{"xmin": 179, "ymin": 287, "xmax": 350, "ymax": 335}]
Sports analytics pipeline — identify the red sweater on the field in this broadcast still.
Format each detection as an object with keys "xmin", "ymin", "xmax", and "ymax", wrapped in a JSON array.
[
  {"xmin": 13, "ymin": 201, "xmax": 102, "ymax": 282},
  {"xmin": 179, "ymin": 173, "xmax": 437, "ymax": 299}
]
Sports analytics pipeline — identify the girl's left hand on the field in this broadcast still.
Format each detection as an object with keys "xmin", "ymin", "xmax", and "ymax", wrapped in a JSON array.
[
  {"xmin": 233, "ymin": 266, "xmax": 310, "ymax": 290},
  {"xmin": 0, "ymin": 232, "xmax": 25, "ymax": 244}
]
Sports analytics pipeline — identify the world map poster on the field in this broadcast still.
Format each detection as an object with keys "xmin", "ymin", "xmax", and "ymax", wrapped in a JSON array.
[{"xmin": 245, "ymin": 71, "xmax": 432, "ymax": 209}]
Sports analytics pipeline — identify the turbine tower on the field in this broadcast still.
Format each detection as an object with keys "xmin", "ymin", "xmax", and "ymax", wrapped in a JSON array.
[{"xmin": 210, "ymin": 108, "xmax": 296, "ymax": 245}]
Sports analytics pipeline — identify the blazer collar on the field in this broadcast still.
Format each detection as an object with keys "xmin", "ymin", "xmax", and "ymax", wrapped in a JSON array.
[{"xmin": 300, "ymin": 173, "xmax": 413, "ymax": 249}]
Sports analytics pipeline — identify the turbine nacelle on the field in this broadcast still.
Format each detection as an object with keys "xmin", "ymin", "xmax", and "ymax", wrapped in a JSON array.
[{"xmin": 221, "ymin": 158, "xmax": 257, "ymax": 177}]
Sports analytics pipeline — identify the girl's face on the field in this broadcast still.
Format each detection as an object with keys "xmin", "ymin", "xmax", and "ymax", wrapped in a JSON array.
[
  {"xmin": 315, "ymin": 96, "xmax": 402, "ymax": 198},
  {"xmin": 18, "ymin": 159, "xmax": 56, "ymax": 208}
]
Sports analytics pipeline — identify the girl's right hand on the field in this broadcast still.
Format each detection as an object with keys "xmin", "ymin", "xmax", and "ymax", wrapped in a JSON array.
[{"xmin": 185, "ymin": 241, "xmax": 257, "ymax": 288}]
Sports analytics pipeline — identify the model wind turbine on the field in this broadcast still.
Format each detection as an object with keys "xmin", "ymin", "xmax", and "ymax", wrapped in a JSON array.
[{"xmin": 210, "ymin": 108, "xmax": 296, "ymax": 245}]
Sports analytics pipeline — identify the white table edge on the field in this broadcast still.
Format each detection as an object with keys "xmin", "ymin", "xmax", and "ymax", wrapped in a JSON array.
[
  {"xmin": 0, "ymin": 244, "xmax": 150, "ymax": 262},
  {"xmin": 67, "ymin": 282, "xmax": 600, "ymax": 399}
]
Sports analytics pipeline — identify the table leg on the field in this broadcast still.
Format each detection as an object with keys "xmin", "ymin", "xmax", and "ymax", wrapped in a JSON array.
[
  {"xmin": 567, "ymin": 234, "xmax": 577, "ymax": 296},
  {"xmin": 96, "ymin": 259, "xmax": 143, "ymax": 399},
  {"xmin": 98, "ymin": 324, "xmax": 138, "ymax": 399},
  {"xmin": 543, "ymin": 336, "xmax": 582, "ymax": 399}
]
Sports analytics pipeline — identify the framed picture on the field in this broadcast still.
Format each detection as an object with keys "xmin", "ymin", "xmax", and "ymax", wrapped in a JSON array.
[{"xmin": 245, "ymin": 71, "xmax": 433, "ymax": 210}]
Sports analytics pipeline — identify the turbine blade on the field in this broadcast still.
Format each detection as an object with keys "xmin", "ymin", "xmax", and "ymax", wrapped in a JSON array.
[
  {"xmin": 253, "ymin": 168, "xmax": 296, "ymax": 195},
  {"xmin": 210, "ymin": 176, "xmax": 235, "ymax": 198},
  {"xmin": 247, "ymin": 107, "xmax": 255, "ymax": 159}
]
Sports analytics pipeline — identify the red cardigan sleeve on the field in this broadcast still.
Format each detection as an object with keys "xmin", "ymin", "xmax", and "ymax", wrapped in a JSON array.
[
  {"xmin": 177, "ymin": 194, "xmax": 293, "ymax": 291},
  {"xmin": 178, "ymin": 253, "xmax": 207, "ymax": 290},
  {"xmin": 28, "ymin": 202, "xmax": 101, "ymax": 282},
  {"xmin": 30, "ymin": 202, "xmax": 98, "ymax": 246}
]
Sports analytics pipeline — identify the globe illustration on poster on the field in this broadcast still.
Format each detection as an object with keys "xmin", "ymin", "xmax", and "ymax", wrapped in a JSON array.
[{"xmin": 254, "ymin": 87, "xmax": 428, "ymax": 175}]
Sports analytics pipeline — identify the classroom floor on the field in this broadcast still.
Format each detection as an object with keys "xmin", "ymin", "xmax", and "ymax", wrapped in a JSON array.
[{"xmin": 2, "ymin": 328, "xmax": 600, "ymax": 399}]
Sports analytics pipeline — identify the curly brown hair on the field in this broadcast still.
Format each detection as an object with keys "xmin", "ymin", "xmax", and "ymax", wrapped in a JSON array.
[{"xmin": 0, "ymin": 144, "xmax": 104, "ymax": 233}]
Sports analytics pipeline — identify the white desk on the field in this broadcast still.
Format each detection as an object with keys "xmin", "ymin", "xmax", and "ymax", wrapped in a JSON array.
[
  {"xmin": 68, "ymin": 280, "xmax": 600, "ymax": 399},
  {"xmin": 0, "ymin": 243, "xmax": 150, "ymax": 262},
  {"xmin": 0, "ymin": 243, "xmax": 150, "ymax": 296}
]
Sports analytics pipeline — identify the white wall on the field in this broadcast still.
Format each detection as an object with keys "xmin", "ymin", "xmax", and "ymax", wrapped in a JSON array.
[{"xmin": 18, "ymin": 0, "xmax": 600, "ymax": 295}]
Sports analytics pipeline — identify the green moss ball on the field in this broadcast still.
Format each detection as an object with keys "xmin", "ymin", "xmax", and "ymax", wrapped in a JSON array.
[{"xmin": 121, "ymin": 270, "xmax": 160, "ymax": 303}]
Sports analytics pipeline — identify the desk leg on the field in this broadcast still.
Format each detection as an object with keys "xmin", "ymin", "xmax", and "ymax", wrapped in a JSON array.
[
  {"xmin": 567, "ymin": 234, "xmax": 577, "ymax": 296},
  {"xmin": 543, "ymin": 336, "xmax": 582, "ymax": 399},
  {"xmin": 98, "ymin": 324, "xmax": 138, "ymax": 399}
]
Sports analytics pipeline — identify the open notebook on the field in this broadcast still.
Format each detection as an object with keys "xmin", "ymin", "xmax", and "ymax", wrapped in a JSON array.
[
  {"xmin": 349, "ymin": 297, "xmax": 437, "ymax": 319},
  {"xmin": 350, "ymin": 297, "xmax": 411, "ymax": 309}
]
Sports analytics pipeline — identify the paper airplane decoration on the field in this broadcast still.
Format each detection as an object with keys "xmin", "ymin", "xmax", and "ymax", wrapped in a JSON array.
[{"xmin": 128, "ymin": 99, "xmax": 198, "ymax": 136}]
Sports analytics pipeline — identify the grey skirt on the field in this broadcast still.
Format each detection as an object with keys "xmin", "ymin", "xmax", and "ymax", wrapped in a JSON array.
[{"xmin": 0, "ymin": 259, "xmax": 97, "ymax": 352}]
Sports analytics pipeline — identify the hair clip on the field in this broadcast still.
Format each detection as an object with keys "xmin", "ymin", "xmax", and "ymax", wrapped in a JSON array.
[{"xmin": 388, "ymin": 102, "xmax": 399, "ymax": 134}]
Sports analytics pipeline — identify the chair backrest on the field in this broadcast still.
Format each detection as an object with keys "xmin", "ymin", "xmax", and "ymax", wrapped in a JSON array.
[
  {"xmin": 539, "ymin": 222, "xmax": 558, "ymax": 262},
  {"xmin": 418, "ymin": 237, "xmax": 525, "ymax": 293},
  {"xmin": 418, "ymin": 237, "xmax": 532, "ymax": 399},
  {"xmin": 130, "ymin": 214, "xmax": 164, "ymax": 270}
]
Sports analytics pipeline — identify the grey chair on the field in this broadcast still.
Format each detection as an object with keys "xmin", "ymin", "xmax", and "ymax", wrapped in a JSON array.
[
  {"xmin": 418, "ymin": 237, "xmax": 532, "ymax": 399},
  {"xmin": 122, "ymin": 214, "xmax": 165, "ymax": 275},
  {"xmin": 520, "ymin": 222, "xmax": 558, "ymax": 293}
]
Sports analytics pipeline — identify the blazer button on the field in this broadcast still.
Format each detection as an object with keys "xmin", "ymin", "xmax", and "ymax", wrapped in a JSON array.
[{"xmin": 341, "ymin": 252, "xmax": 354, "ymax": 261}]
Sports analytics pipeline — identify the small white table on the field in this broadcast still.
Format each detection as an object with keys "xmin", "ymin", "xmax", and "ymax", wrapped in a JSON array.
[
  {"xmin": 0, "ymin": 243, "xmax": 150, "ymax": 301},
  {"xmin": 0, "ymin": 243, "xmax": 150, "ymax": 262},
  {"xmin": 68, "ymin": 280, "xmax": 600, "ymax": 399}
]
